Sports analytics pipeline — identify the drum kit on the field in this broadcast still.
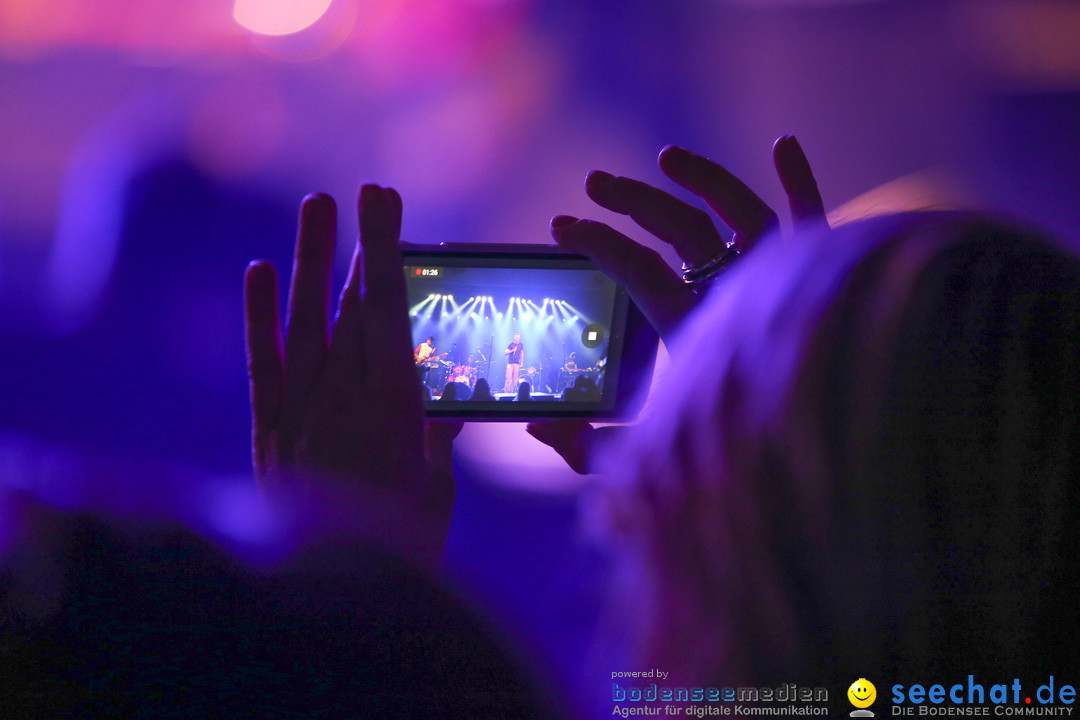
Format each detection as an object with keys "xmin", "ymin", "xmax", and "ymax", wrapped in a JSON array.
[
  {"xmin": 450, "ymin": 363, "xmax": 478, "ymax": 389},
  {"xmin": 520, "ymin": 366, "xmax": 539, "ymax": 387},
  {"xmin": 423, "ymin": 358, "xmax": 481, "ymax": 395},
  {"xmin": 515, "ymin": 363, "xmax": 558, "ymax": 394}
]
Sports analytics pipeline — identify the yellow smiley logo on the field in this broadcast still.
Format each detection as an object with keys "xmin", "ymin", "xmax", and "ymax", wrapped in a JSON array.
[{"xmin": 848, "ymin": 679, "xmax": 876, "ymax": 709}]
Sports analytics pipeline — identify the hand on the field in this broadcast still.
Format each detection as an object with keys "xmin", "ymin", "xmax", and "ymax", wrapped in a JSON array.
[
  {"xmin": 548, "ymin": 136, "xmax": 825, "ymax": 341},
  {"xmin": 244, "ymin": 186, "xmax": 461, "ymax": 568},
  {"xmin": 530, "ymin": 136, "xmax": 825, "ymax": 473}
]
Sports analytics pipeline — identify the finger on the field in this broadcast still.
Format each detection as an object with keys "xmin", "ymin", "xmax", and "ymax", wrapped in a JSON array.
[
  {"xmin": 244, "ymin": 261, "xmax": 285, "ymax": 469},
  {"xmin": 425, "ymin": 420, "xmax": 464, "ymax": 499},
  {"xmin": 326, "ymin": 241, "xmax": 365, "ymax": 382},
  {"xmin": 357, "ymin": 184, "xmax": 413, "ymax": 374},
  {"xmin": 550, "ymin": 215, "xmax": 695, "ymax": 340},
  {"xmin": 526, "ymin": 421, "xmax": 625, "ymax": 475},
  {"xmin": 585, "ymin": 170, "xmax": 726, "ymax": 267},
  {"xmin": 772, "ymin": 135, "xmax": 827, "ymax": 230},
  {"xmin": 526, "ymin": 420, "xmax": 595, "ymax": 474},
  {"xmin": 658, "ymin": 145, "xmax": 779, "ymax": 251},
  {"xmin": 285, "ymin": 193, "xmax": 337, "ymax": 400}
]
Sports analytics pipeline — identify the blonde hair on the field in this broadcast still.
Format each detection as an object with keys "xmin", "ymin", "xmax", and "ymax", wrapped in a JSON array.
[{"xmin": 600, "ymin": 212, "xmax": 1080, "ymax": 684}]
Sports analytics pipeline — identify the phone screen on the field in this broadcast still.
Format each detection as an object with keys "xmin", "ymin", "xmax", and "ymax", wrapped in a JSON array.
[{"xmin": 403, "ymin": 248, "xmax": 654, "ymax": 420}]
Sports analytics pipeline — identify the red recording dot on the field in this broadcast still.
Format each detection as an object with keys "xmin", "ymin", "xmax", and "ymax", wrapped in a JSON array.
[
  {"xmin": 415, "ymin": 268, "xmax": 422, "ymax": 276},
  {"xmin": 1026, "ymin": 699, "xmax": 1031, "ymax": 705}
]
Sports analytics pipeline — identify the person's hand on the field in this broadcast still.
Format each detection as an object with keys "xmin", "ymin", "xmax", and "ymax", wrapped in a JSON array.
[
  {"xmin": 244, "ymin": 186, "xmax": 461, "ymax": 568},
  {"xmin": 548, "ymin": 136, "xmax": 825, "ymax": 341},
  {"xmin": 528, "ymin": 136, "xmax": 825, "ymax": 473}
]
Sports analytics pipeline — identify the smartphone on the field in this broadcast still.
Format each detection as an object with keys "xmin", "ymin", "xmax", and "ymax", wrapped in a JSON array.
[{"xmin": 401, "ymin": 243, "xmax": 658, "ymax": 421}]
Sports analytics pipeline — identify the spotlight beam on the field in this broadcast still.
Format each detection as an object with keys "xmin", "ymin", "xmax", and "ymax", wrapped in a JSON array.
[
  {"xmin": 410, "ymin": 294, "xmax": 439, "ymax": 315},
  {"xmin": 459, "ymin": 297, "xmax": 479, "ymax": 316},
  {"xmin": 560, "ymin": 300, "xmax": 582, "ymax": 316}
]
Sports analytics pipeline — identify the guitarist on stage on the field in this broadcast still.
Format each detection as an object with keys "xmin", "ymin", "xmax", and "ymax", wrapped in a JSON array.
[
  {"xmin": 415, "ymin": 336, "xmax": 436, "ymax": 366},
  {"xmin": 414, "ymin": 336, "xmax": 437, "ymax": 383}
]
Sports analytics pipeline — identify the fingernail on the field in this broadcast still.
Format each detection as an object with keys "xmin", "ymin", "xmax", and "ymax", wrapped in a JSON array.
[
  {"xmin": 774, "ymin": 135, "xmax": 809, "ymax": 169},
  {"xmin": 774, "ymin": 134, "xmax": 799, "ymax": 150},
  {"xmin": 302, "ymin": 192, "xmax": 333, "ymax": 216},
  {"xmin": 585, "ymin": 169, "xmax": 617, "ymax": 193},
  {"xmin": 551, "ymin": 215, "xmax": 578, "ymax": 229},
  {"xmin": 525, "ymin": 422, "xmax": 554, "ymax": 442},
  {"xmin": 658, "ymin": 145, "xmax": 696, "ymax": 173}
]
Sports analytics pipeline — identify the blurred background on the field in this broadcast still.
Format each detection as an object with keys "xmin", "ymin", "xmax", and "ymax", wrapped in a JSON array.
[{"xmin": 2, "ymin": 0, "xmax": 1079, "ymax": 706}]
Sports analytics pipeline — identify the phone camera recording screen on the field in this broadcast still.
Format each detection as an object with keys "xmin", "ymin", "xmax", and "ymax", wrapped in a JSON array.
[{"xmin": 403, "ymin": 249, "xmax": 652, "ymax": 420}]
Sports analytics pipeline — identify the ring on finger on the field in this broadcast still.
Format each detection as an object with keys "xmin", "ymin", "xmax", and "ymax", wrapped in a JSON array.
[{"xmin": 681, "ymin": 239, "xmax": 741, "ymax": 291}]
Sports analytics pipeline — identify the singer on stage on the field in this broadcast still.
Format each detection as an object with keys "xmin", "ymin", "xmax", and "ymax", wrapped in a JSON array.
[{"xmin": 504, "ymin": 333, "xmax": 524, "ymax": 393}]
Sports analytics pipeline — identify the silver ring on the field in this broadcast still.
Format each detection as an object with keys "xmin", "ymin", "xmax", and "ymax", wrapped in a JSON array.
[{"xmin": 681, "ymin": 240, "xmax": 741, "ymax": 291}]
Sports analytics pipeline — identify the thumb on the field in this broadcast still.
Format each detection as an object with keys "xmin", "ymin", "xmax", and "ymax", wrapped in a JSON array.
[
  {"xmin": 526, "ymin": 420, "xmax": 621, "ymax": 475},
  {"xmin": 425, "ymin": 420, "xmax": 464, "ymax": 500}
]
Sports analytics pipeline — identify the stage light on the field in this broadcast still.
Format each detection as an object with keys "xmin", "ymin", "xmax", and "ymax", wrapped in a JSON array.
[{"xmin": 410, "ymin": 294, "xmax": 440, "ymax": 315}]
